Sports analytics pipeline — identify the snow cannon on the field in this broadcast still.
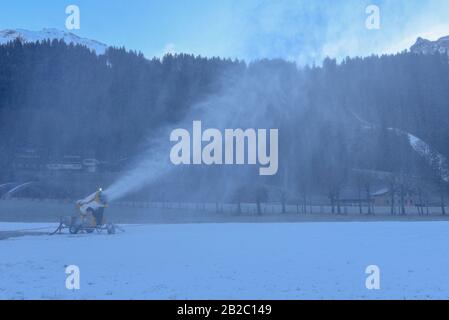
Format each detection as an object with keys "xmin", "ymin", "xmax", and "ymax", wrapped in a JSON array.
[
  {"xmin": 77, "ymin": 188, "xmax": 108, "ymax": 217},
  {"xmin": 51, "ymin": 188, "xmax": 117, "ymax": 235}
]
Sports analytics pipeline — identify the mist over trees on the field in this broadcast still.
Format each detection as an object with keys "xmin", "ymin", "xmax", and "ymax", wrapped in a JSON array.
[{"xmin": 1, "ymin": 39, "xmax": 449, "ymax": 206}]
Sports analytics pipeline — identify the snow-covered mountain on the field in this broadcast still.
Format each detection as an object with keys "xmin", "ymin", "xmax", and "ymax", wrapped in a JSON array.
[
  {"xmin": 410, "ymin": 35, "xmax": 449, "ymax": 55},
  {"xmin": 0, "ymin": 28, "xmax": 108, "ymax": 55}
]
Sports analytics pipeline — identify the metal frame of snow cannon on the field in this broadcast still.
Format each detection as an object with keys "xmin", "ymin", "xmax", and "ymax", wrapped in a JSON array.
[
  {"xmin": 50, "ymin": 189, "xmax": 117, "ymax": 235},
  {"xmin": 51, "ymin": 215, "xmax": 116, "ymax": 235}
]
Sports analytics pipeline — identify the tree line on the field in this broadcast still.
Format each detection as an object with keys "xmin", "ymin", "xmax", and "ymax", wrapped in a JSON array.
[{"xmin": 1, "ymin": 39, "xmax": 449, "ymax": 210}]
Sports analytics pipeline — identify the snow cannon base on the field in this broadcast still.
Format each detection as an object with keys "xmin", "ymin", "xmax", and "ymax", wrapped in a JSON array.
[{"xmin": 50, "ymin": 216, "xmax": 117, "ymax": 235}]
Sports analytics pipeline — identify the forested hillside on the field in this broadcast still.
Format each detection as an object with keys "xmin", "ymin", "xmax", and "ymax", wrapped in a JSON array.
[
  {"xmin": 0, "ymin": 39, "xmax": 243, "ymax": 163},
  {"xmin": 1, "ymin": 39, "xmax": 449, "ymax": 204}
]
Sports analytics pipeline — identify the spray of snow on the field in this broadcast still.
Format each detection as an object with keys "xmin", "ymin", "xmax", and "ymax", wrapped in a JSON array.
[
  {"xmin": 104, "ymin": 63, "xmax": 297, "ymax": 203},
  {"xmin": 104, "ymin": 135, "xmax": 172, "ymax": 202}
]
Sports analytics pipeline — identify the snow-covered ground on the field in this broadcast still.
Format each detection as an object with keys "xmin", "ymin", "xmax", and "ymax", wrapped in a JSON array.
[{"xmin": 1, "ymin": 221, "xmax": 449, "ymax": 300}]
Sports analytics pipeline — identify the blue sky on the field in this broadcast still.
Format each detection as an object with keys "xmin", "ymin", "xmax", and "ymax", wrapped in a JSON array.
[{"xmin": 1, "ymin": 0, "xmax": 449, "ymax": 64}]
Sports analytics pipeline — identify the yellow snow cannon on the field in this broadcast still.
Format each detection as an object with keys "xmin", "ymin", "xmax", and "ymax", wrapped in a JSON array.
[
  {"xmin": 77, "ymin": 188, "xmax": 108, "ymax": 222},
  {"xmin": 51, "ymin": 188, "xmax": 116, "ymax": 235}
]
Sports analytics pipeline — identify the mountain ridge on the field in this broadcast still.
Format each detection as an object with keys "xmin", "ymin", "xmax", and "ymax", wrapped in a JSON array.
[
  {"xmin": 410, "ymin": 35, "xmax": 449, "ymax": 55},
  {"xmin": 0, "ymin": 28, "xmax": 108, "ymax": 55}
]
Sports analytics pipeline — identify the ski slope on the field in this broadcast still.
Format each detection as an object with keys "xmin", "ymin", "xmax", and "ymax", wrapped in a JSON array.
[
  {"xmin": 351, "ymin": 110, "xmax": 449, "ymax": 182},
  {"xmin": 1, "ymin": 221, "xmax": 449, "ymax": 300}
]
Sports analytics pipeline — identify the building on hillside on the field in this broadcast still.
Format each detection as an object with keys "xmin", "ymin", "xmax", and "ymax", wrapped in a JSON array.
[
  {"xmin": 12, "ymin": 147, "xmax": 47, "ymax": 171},
  {"xmin": 371, "ymin": 187, "xmax": 417, "ymax": 207}
]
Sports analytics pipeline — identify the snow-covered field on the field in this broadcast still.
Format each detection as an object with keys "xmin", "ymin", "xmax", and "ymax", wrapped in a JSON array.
[{"xmin": 1, "ymin": 221, "xmax": 449, "ymax": 300}]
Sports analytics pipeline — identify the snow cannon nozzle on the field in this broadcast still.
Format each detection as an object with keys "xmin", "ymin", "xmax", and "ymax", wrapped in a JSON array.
[{"xmin": 97, "ymin": 189, "xmax": 108, "ymax": 206}]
